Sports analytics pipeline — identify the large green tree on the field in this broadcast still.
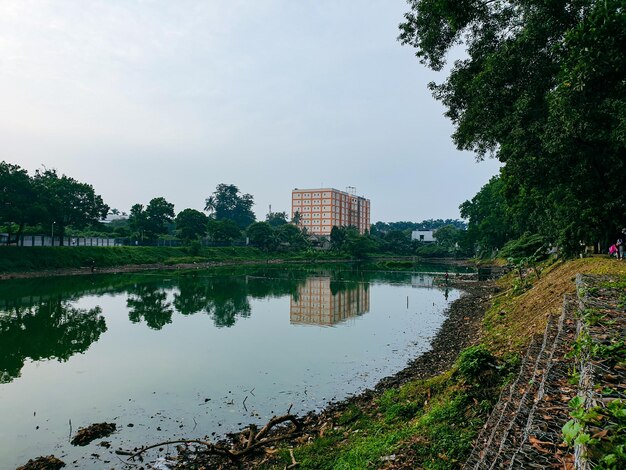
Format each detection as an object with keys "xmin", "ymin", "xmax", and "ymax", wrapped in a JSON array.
[
  {"xmin": 204, "ymin": 184, "xmax": 256, "ymax": 229},
  {"xmin": 175, "ymin": 208, "xmax": 208, "ymax": 241},
  {"xmin": 460, "ymin": 176, "xmax": 513, "ymax": 255},
  {"xmin": 206, "ymin": 219, "xmax": 241, "ymax": 243},
  {"xmin": 266, "ymin": 211, "xmax": 288, "ymax": 227},
  {"xmin": 34, "ymin": 169, "xmax": 109, "ymax": 245},
  {"xmin": 0, "ymin": 162, "xmax": 44, "ymax": 244},
  {"xmin": 246, "ymin": 221, "xmax": 276, "ymax": 251},
  {"xmin": 400, "ymin": 0, "xmax": 626, "ymax": 251},
  {"xmin": 129, "ymin": 197, "xmax": 175, "ymax": 240},
  {"xmin": 275, "ymin": 223, "xmax": 309, "ymax": 250}
]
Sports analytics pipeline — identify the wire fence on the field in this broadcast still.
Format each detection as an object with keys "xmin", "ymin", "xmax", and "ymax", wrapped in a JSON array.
[{"xmin": 463, "ymin": 295, "xmax": 578, "ymax": 469}]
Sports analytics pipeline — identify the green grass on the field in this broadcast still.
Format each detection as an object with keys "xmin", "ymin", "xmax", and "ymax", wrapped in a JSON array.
[
  {"xmin": 0, "ymin": 246, "xmax": 456, "ymax": 274},
  {"xmin": 266, "ymin": 351, "xmax": 508, "ymax": 469},
  {"xmin": 0, "ymin": 246, "xmax": 352, "ymax": 273}
]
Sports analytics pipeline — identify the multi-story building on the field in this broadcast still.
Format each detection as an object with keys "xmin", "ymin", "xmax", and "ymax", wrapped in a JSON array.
[
  {"xmin": 290, "ymin": 276, "xmax": 370, "ymax": 326},
  {"xmin": 291, "ymin": 188, "xmax": 370, "ymax": 236}
]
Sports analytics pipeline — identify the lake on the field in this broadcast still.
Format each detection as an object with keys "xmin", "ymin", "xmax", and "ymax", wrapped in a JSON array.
[{"xmin": 0, "ymin": 264, "xmax": 463, "ymax": 468}]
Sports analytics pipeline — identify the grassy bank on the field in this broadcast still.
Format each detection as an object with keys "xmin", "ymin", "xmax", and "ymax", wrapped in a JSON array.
[
  {"xmin": 0, "ymin": 246, "xmax": 355, "ymax": 273},
  {"xmin": 260, "ymin": 257, "xmax": 626, "ymax": 469},
  {"xmin": 0, "ymin": 245, "xmax": 467, "ymax": 275}
]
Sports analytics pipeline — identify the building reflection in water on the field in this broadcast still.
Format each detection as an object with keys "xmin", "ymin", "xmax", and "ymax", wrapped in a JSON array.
[
  {"xmin": 290, "ymin": 277, "xmax": 370, "ymax": 326},
  {"xmin": 412, "ymin": 274, "xmax": 449, "ymax": 300},
  {"xmin": 411, "ymin": 274, "xmax": 435, "ymax": 289}
]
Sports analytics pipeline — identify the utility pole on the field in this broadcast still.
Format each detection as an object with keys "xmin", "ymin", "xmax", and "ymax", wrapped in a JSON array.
[{"xmin": 51, "ymin": 221, "xmax": 56, "ymax": 247}]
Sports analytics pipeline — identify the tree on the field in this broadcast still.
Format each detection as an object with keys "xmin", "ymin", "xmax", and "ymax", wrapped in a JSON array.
[
  {"xmin": 381, "ymin": 230, "xmax": 412, "ymax": 255},
  {"xmin": 128, "ymin": 204, "xmax": 148, "ymax": 240},
  {"xmin": 175, "ymin": 208, "xmax": 208, "ymax": 242},
  {"xmin": 206, "ymin": 219, "xmax": 241, "ymax": 243},
  {"xmin": 145, "ymin": 197, "xmax": 175, "ymax": 236},
  {"xmin": 266, "ymin": 211, "xmax": 288, "ymax": 227},
  {"xmin": 129, "ymin": 197, "xmax": 175, "ymax": 240},
  {"xmin": 329, "ymin": 225, "xmax": 377, "ymax": 258},
  {"xmin": 292, "ymin": 210, "xmax": 302, "ymax": 227},
  {"xmin": 33, "ymin": 168, "xmax": 109, "ymax": 245},
  {"xmin": 0, "ymin": 162, "xmax": 44, "ymax": 244},
  {"xmin": 330, "ymin": 226, "xmax": 346, "ymax": 251},
  {"xmin": 433, "ymin": 224, "xmax": 461, "ymax": 253},
  {"xmin": 275, "ymin": 224, "xmax": 309, "ymax": 250},
  {"xmin": 246, "ymin": 222, "xmax": 276, "ymax": 251},
  {"xmin": 460, "ymin": 176, "xmax": 512, "ymax": 256},
  {"xmin": 343, "ymin": 227, "xmax": 377, "ymax": 259},
  {"xmin": 204, "ymin": 184, "xmax": 256, "ymax": 229},
  {"xmin": 400, "ymin": 0, "xmax": 626, "ymax": 251}
]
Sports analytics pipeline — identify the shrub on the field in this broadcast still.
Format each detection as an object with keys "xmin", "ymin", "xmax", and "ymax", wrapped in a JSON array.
[
  {"xmin": 458, "ymin": 345, "xmax": 495, "ymax": 382},
  {"xmin": 499, "ymin": 233, "xmax": 547, "ymax": 259}
]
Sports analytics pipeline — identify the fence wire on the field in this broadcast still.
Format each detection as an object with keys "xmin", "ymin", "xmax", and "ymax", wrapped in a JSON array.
[
  {"xmin": 465, "ymin": 274, "xmax": 626, "ymax": 469},
  {"xmin": 463, "ymin": 296, "xmax": 578, "ymax": 469}
]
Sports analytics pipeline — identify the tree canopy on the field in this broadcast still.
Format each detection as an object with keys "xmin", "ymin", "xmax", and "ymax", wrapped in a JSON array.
[
  {"xmin": 129, "ymin": 197, "xmax": 175, "ymax": 240},
  {"xmin": 400, "ymin": 0, "xmax": 626, "ymax": 252},
  {"xmin": 204, "ymin": 219, "xmax": 240, "ymax": 243},
  {"xmin": 266, "ymin": 211, "xmax": 288, "ymax": 227},
  {"xmin": 0, "ymin": 162, "xmax": 44, "ymax": 243},
  {"xmin": 33, "ymin": 168, "xmax": 109, "ymax": 245},
  {"xmin": 205, "ymin": 184, "xmax": 256, "ymax": 229},
  {"xmin": 175, "ymin": 208, "xmax": 208, "ymax": 241},
  {"xmin": 246, "ymin": 221, "xmax": 276, "ymax": 251}
]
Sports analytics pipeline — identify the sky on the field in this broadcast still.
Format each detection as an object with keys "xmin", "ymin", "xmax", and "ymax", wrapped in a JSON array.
[{"xmin": 0, "ymin": 0, "xmax": 501, "ymax": 223}]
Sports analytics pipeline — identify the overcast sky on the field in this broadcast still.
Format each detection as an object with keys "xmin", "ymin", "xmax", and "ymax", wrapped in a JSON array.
[{"xmin": 0, "ymin": 0, "xmax": 500, "ymax": 222}]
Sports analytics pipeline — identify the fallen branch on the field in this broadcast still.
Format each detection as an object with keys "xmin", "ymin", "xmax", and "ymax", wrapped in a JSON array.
[
  {"xmin": 288, "ymin": 448, "xmax": 299, "ymax": 468},
  {"xmin": 124, "ymin": 439, "xmax": 235, "ymax": 461},
  {"xmin": 123, "ymin": 414, "xmax": 302, "ymax": 464}
]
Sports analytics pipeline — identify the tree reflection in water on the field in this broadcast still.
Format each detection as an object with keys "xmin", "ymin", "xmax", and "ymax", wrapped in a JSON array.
[
  {"xmin": 173, "ymin": 276, "xmax": 251, "ymax": 328},
  {"xmin": 126, "ymin": 283, "xmax": 174, "ymax": 330},
  {"xmin": 0, "ymin": 300, "xmax": 106, "ymax": 383},
  {"xmin": 0, "ymin": 266, "xmax": 458, "ymax": 385}
]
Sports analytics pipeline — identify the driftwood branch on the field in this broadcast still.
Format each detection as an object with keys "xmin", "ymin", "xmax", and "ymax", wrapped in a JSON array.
[
  {"xmin": 288, "ymin": 448, "xmax": 299, "ymax": 468},
  {"xmin": 123, "ymin": 414, "xmax": 302, "ymax": 464},
  {"xmin": 122, "ymin": 439, "xmax": 235, "ymax": 461}
]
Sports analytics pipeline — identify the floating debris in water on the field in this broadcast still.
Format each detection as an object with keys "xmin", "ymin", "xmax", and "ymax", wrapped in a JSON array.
[
  {"xmin": 16, "ymin": 455, "xmax": 65, "ymax": 470},
  {"xmin": 71, "ymin": 422, "xmax": 117, "ymax": 446}
]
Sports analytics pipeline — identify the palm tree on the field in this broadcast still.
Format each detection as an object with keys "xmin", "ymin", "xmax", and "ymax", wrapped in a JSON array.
[{"xmin": 204, "ymin": 196, "xmax": 216, "ymax": 215}]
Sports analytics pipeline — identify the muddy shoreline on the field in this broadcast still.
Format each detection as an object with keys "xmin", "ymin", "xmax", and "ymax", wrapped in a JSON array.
[{"xmin": 155, "ymin": 277, "xmax": 496, "ymax": 469}]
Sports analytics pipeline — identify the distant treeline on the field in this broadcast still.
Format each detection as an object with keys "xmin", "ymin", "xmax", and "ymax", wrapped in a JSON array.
[{"xmin": 1, "ymin": 161, "xmax": 470, "ymax": 258}]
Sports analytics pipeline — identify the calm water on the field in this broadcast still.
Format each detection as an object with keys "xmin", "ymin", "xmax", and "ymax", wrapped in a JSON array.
[{"xmin": 0, "ymin": 265, "xmax": 462, "ymax": 468}]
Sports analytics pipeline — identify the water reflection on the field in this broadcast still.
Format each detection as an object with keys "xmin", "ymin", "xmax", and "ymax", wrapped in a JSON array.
[
  {"xmin": 290, "ymin": 276, "xmax": 370, "ymax": 326},
  {"xmin": 0, "ymin": 300, "xmax": 106, "ymax": 383},
  {"xmin": 0, "ymin": 266, "xmax": 461, "ymax": 384},
  {"xmin": 411, "ymin": 274, "xmax": 436, "ymax": 289},
  {"xmin": 127, "ymin": 283, "xmax": 174, "ymax": 330}
]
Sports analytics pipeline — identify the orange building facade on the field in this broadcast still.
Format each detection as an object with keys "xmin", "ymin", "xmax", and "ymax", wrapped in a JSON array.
[{"xmin": 291, "ymin": 188, "xmax": 370, "ymax": 236}]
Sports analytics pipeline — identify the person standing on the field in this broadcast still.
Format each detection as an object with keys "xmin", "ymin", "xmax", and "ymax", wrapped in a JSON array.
[{"xmin": 618, "ymin": 229, "xmax": 626, "ymax": 260}]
